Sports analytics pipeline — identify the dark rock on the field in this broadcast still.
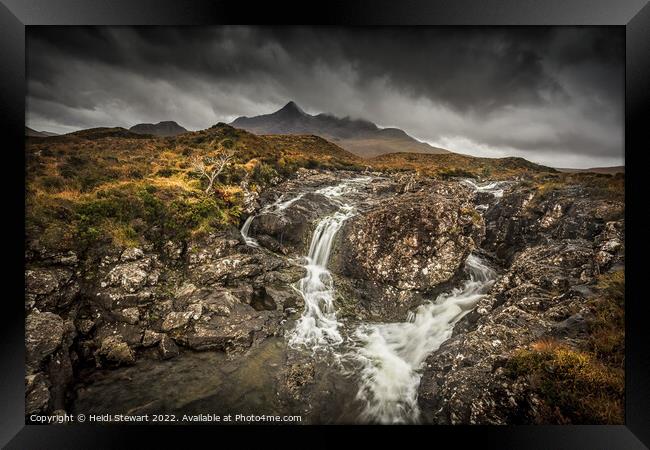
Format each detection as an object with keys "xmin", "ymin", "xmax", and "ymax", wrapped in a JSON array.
[
  {"xmin": 331, "ymin": 187, "xmax": 481, "ymax": 291},
  {"xmin": 252, "ymin": 192, "xmax": 341, "ymax": 252},
  {"xmin": 25, "ymin": 268, "xmax": 79, "ymax": 310},
  {"xmin": 26, "ymin": 311, "xmax": 65, "ymax": 373},
  {"xmin": 417, "ymin": 237, "xmax": 606, "ymax": 424},
  {"xmin": 175, "ymin": 303, "xmax": 281, "ymax": 352},
  {"xmin": 158, "ymin": 335, "xmax": 180, "ymax": 360},
  {"xmin": 142, "ymin": 330, "xmax": 163, "ymax": 347},
  {"xmin": 94, "ymin": 335, "xmax": 136, "ymax": 367},
  {"xmin": 25, "ymin": 373, "xmax": 51, "ymax": 415}
]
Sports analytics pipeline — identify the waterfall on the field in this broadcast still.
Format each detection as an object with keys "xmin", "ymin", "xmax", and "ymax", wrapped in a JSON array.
[
  {"xmin": 351, "ymin": 254, "xmax": 496, "ymax": 424},
  {"xmin": 288, "ymin": 177, "xmax": 370, "ymax": 349},
  {"xmin": 240, "ymin": 193, "xmax": 306, "ymax": 248},
  {"xmin": 240, "ymin": 215, "xmax": 260, "ymax": 248}
]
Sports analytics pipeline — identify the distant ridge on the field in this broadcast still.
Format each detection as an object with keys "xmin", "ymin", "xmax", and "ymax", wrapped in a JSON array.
[
  {"xmin": 130, "ymin": 121, "xmax": 188, "ymax": 137},
  {"xmin": 556, "ymin": 166, "xmax": 624, "ymax": 174},
  {"xmin": 231, "ymin": 101, "xmax": 449, "ymax": 158},
  {"xmin": 25, "ymin": 126, "xmax": 58, "ymax": 137}
]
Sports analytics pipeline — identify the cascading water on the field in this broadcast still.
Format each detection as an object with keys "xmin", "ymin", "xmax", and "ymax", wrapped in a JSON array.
[
  {"xmin": 288, "ymin": 177, "xmax": 370, "ymax": 349},
  {"xmin": 240, "ymin": 193, "xmax": 307, "ymax": 248},
  {"xmin": 350, "ymin": 254, "xmax": 496, "ymax": 424},
  {"xmin": 240, "ymin": 215, "xmax": 260, "ymax": 248},
  {"xmin": 246, "ymin": 175, "xmax": 496, "ymax": 423}
]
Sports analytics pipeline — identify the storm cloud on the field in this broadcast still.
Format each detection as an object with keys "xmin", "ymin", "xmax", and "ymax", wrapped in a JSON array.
[{"xmin": 26, "ymin": 26, "xmax": 624, "ymax": 168}]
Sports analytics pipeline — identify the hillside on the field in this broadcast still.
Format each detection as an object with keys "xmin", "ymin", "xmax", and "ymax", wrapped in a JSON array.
[
  {"xmin": 25, "ymin": 123, "xmax": 364, "ymax": 256},
  {"xmin": 130, "ymin": 121, "xmax": 188, "ymax": 137},
  {"xmin": 231, "ymin": 101, "xmax": 449, "ymax": 158},
  {"xmin": 369, "ymin": 151, "xmax": 557, "ymax": 179}
]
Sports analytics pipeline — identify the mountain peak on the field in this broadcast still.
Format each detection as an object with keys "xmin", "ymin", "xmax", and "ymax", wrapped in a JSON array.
[
  {"xmin": 229, "ymin": 104, "xmax": 449, "ymax": 158},
  {"xmin": 277, "ymin": 101, "xmax": 307, "ymax": 116}
]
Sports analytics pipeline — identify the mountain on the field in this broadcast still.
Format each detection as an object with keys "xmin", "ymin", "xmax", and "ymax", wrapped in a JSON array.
[
  {"xmin": 25, "ymin": 126, "xmax": 58, "ymax": 137},
  {"xmin": 129, "ymin": 121, "xmax": 188, "ymax": 137},
  {"xmin": 230, "ymin": 101, "xmax": 449, "ymax": 158}
]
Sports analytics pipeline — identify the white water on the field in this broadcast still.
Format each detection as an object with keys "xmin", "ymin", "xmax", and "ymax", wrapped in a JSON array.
[
  {"xmin": 262, "ymin": 193, "xmax": 305, "ymax": 213},
  {"xmin": 288, "ymin": 177, "xmax": 370, "ymax": 349},
  {"xmin": 240, "ymin": 215, "xmax": 260, "ymax": 248},
  {"xmin": 351, "ymin": 254, "xmax": 496, "ymax": 424},
  {"xmin": 462, "ymin": 179, "xmax": 505, "ymax": 198},
  {"xmin": 252, "ymin": 175, "xmax": 496, "ymax": 423},
  {"xmin": 240, "ymin": 193, "xmax": 307, "ymax": 248}
]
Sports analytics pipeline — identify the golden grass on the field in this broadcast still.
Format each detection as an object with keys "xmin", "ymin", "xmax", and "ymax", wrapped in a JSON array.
[
  {"xmin": 508, "ymin": 339, "xmax": 624, "ymax": 424},
  {"xmin": 507, "ymin": 269, "xmax": 625, "ymax": 424}
]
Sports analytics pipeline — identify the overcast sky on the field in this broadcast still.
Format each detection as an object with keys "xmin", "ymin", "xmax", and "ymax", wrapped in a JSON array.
[{"xmin": 26, "ymin": 26, "xmax": 624, "ymax": 168}]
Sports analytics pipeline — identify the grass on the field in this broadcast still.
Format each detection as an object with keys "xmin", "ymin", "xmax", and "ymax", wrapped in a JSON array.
[
  {"xmin": 529, "ymin": 172, "xmax": 624, "ymax": 205},
  {"xmin": 25, "ymin": 124, "xmax": 365, "ymax": 260},
  {"xmin": 26, "ymin": 123, "xmax": 624, "ymax": 268},
  {"xmin": 506, "ymin": 269, "xmax": 625, "ymax": 424},
  {"xmin": 507, "ymin": 340, "xmax": 623, "ymax": 424},
  {"xmin": 367, "ymin": 152, "xmax": 556, "ymax": 180}
]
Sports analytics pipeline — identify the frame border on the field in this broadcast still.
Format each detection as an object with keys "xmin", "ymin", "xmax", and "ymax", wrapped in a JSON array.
[{"xmin": 2, "ymin": 1, "xmax": 648, "ymax": 447}]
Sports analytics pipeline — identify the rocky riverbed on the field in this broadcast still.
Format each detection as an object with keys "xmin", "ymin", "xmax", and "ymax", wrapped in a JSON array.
[{"xmin": 25, "ymin": 168, "xmax": 624, "ymax": 424}]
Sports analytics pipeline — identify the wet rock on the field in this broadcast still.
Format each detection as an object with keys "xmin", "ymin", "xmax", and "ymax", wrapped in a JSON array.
[
  {"xmin": 283, "ymin": 362, "xmax": 315, "ymax": 400},
  {"xmin": 25, "ymin": 373, "xmax": 51, "ymax": 415},
  {"xmin": 176, "ymin": 303, "xmax": 280, "ymax": 352},
  {"xmin": 47, "ymin": 345, "xmax": 75, "ymax": 410},
  {"xmin": 142, "ymin": 330, "xmax": 163, "ymax": 347},
  {"xmin": 25, "ymin": 268, "xmax": 79, "ymax": 310},
  {"xmin": 252, "ymin": 192, "xmax": 341, "ymax": 252},
  {"xmin": 26, "ymin": 311, "xmax": 65, "ymax": 373},
  {"xmin": 161, "ymin": 311, "xmax": 192, "ymax": 332},
  {"xmin": 417, "ymin": 237, "xmax": 604, "ymax": 425},
  {"xmin": 158, "ymin": 335, "xmax": 180, "ymax": 360},
  {"xmin": 332, "ymin": 187, "xmax": 481, "ymax": 292},
  {"xmin": 95, "ymin": 322, "xmax": 144, "ymax": 347},
  {"xmin": 118, "ymin": 307, "xmax": 140, "ymax": 324},
  {"xmin": 482, "ymin": 183, "xmax": 624, "ymax": 264},
  {"xmin": 94, "ymin": 335, "xmax": 136, "ymax": 367},
  {"xmin": 264, "ymin": 285, "xmax": 304, "ymax": 311}
]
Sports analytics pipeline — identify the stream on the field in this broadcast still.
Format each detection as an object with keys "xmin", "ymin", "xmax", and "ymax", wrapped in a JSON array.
[
  {"xmin": 242, "ymin": 177, "xmax": 501, "ymax": 423},
  {"xmin": 72, "ymin": 176, "xmax": 503, "ymax": 424}
]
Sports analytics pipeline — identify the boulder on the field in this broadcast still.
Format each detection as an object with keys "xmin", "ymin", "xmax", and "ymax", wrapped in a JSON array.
[
  {"xmin": 175, "ymin": 302, "xmax": 280, "ymax": 352},
  {"xmin": 25, "ymin": 373, "xmax": 51, "ymax": 415},
  {"xmin": 94, "ymin": 335, "xmax": 136, "ymax": 367},
  {"xmin": 142, "ymin": 330, "xmax": 163, "ymax": 347},
  {"xmin": 158, "ymin": 335, "xmax": 180, "ymax": 360},
  {"xmin": 161, "ymin": 311, "xmax": 192, "ymax": 332},
  {"xmin": 251, "ymin": 192, "xmax": 342, "ymax": 251},
  {"xmin": 331, "ymin": 188, "xmax": 481, "ymax": 291},
  {"xmin": 25, "ymin": 268, "xmax": 78, "ymax": 310},
  {"xmin": 102, "ymin": 255, "xmax": 160, "ymax": 293},
  {"xmin": 25, "ymin": 311, "xmax": 65, "ymax": 373}
]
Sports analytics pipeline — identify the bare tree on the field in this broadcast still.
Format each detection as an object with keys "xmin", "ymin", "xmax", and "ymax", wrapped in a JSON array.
[{"xmin": 191, "ymin": 146, "xmax": 234, "ymax": 194}]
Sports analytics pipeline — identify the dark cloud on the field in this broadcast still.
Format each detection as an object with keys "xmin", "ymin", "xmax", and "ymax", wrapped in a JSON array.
[{"xmin": 26, "ymin": 26, "xmax": 624, "ymax": 168}]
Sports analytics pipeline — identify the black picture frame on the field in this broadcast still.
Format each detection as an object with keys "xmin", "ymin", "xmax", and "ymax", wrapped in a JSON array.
[{"xmin": 2, "ymin": 0, "xmax": 648, "ymax": 447}]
